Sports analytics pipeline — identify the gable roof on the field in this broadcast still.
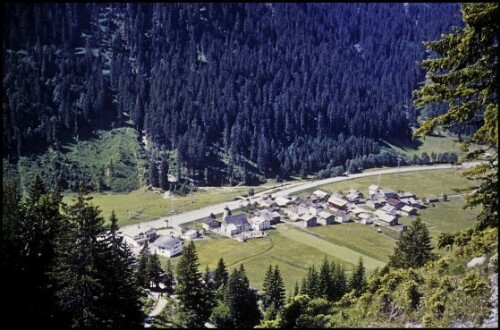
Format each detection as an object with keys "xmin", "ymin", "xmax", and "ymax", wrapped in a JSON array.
[
  {"xmin": 328, "ymin": 196, "xmax": 348, "ymax": 207},
  {"xmin": 151, "ymin": 236, "xmax": 182, "ymax": 249},
  {"xmin": 223, "ymin": 214, "xmax": 249, "ymax": 226}
]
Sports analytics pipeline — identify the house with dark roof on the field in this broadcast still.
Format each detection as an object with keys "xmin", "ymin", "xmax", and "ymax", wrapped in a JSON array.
[
  {"xmin": 221, "ymin": 214, "xmax": 251, "ymax": 237},
  {"xmin": 150, "ymin": 236, "xmax": 183, "ymax": 258},
  {"xmin": 202, "ymin": 215, "xmax": 221, "ymax": 231},
  {"xmin": 295, "ymin": 213, "xmax": 317, "ymax": 227}
]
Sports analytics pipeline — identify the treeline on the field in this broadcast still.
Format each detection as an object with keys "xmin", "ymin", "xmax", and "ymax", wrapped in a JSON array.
[{"xmin": 3, "ymin": 3, "xmax": 462, "ymax": 188}]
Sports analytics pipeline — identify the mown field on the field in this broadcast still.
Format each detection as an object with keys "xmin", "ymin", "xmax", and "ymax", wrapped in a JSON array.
[{"xmin": 299, "ymin": 167, "xmax": 475, "ymax": 199}]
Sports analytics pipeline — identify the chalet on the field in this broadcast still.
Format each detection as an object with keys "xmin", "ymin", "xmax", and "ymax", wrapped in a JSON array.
[
  {"xmin": 328, "ymin": 196, "xmax": 348, "ymax": 211},
  {"xmin": 399, "ymin": 192, "xmax": 416, "ymax": 200},
  {"xmin": 222, "ymin": 214, "xmax": 251, "ymax": 237},
  {"xmin": 257, "ymin": 197, "xmax": 276, "ymax": 208},
  {"xmin": 374, "ymin": 209, "xmax": 398, "ymax": 226},
  {"xmin": 349, "ymin": 207, "xmax": 368, "ymax": 217},
  {"xmin": 386, "ymin": 198, "xmax": 404, "ymax": 209},
  {"xmin": 358, "ymin": 213, "xmax": 373, "ymax": 224},
  {"xmin": 378, "ymin": 188, "xmax": 397, "ymax": 199},
  {"xmin": 400, "ymin": 205, "xmax": 417, "ymax": 216},
  {"xmin": 250, "ymin": 216, "xmax": 271, "ymax": 231},
  {"xmin": 365, "ymin": 199, "xmax": 383, "ymax": 209},
  {"xmin": 381, "ymin": 204, "xmax": 398, "ymax": 215},
  {"xmin": 119, "ymin": 225, "xmax": 158, "ymax": 247},
  {"xmin": 317, "ymin": 211, "xmax": 335, "ymax": 225},
  {"xmin": 253, "ymin": 209, "xmax": 281, "ymax": 225},
  {"xmin": 299, "ymin": 202, "xmax": 323, "ymax": 216},
  {"xmin": 333, "ymin": 210, "xmax": 350, "ymax": 223},
  {"xmin": 292, "ymin": 197, "xmax": 305, "ymax": 206},
  {"xmin": 283, "ymin": 207, "xmax": 303, "ymax": 221},
  {"xmin": 275, "ymin": 196, "xmax": 292, "ymax": 207},
  {"xmin": 202, "ymin": 215, "xmax": 221, "ymax": 231},
  {"xmin": 400, "ymin": 197, "xmax": 425, "ymax": 209},
  {"xmin": 296, "ymin": 213, "xmax": 317, "ymax": 227},
  {"xmin": 346, "ymin": 189, "xmax": 364, "ymax": 203},
  {"xmin": 150, "ymin": 236, "xmax": 183, "ymax": 258},
  {"xmin": 368, "ymin": 184, "xmax": 380, "ymax": 196},
  {"xmin": 313, "ymin": 190, "xmax": 331, "ymax": 200}
]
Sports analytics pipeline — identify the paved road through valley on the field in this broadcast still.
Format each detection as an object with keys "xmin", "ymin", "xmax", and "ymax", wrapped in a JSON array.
[{"xmin": 120, "ymin": 162, "xmax": 479, "ymax": 232}]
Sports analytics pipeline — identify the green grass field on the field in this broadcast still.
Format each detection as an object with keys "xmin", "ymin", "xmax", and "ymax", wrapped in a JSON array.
[{"xmin": 299, "ymin": 168, "xmax": 475, "ymax": 199}]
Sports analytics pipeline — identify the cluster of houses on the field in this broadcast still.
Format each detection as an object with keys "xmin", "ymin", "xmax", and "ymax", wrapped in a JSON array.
[
  {"xmin": 118, "ymin": 224, "xmax": 200, "ymax": 259},
  {"xmin": 202, "ymin": 184, "xmax": 432, "ymax": 238},
  {"xmin": 118, "ymin": 183, "xmax": 438, "ymax": 257}
]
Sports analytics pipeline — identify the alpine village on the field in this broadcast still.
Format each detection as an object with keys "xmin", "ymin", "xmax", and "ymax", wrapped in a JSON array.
[{"xmin": 2, "ymin": 3, "xmax": 498, "ymax": 329}]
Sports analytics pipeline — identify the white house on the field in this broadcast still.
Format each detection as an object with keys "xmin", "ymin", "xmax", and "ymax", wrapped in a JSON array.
[
  {"xmin": 250, "ymin": 216, "xmax": 271, "ymax": 231},
  {"xmin": 317, "ymin": 211, "xmax": 335, "ymax": 225},
  {"xmin": 254, "ymin": 209, "xmax": 281, "ymax": 224},
  {"xmin": 275, "ymin": 196, "xmax": 292, "ymax": 207},
  {"xmin": 313, "ymin": 190, "xmax": 330, "ymax": 200},
  {"xmin": 328, "ymin": 196, "xmax": 348, "ymax": 210},
  {"xmin": 119, "ymin": 225, "xmax": 157, "ymax": 247},
  {"xmin": 374, "ymin": 209, "xmax": 398, "ymax": 226},
  {"xmin": 150, "ymin": 236, "xmax": 183, "ymax": 258},
  {"xmin": 368, "ymin": 184, "xmax": 380, "ymax": 196},
  {"xmin": 400, "ymin": 205, "xmax": 417, "ymax": 216},
  {"xmin": 295, "ymin": 213, "xmax": 317, "ymax": 227},
  {"xmin": 333, "ymin": 210, "xmax": 350, "ymax": 223}
]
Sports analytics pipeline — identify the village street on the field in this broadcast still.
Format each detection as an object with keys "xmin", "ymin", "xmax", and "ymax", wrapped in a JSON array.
[{"xmin": 120, "ymin": 162, "xmax": 480, "ymax": 233}]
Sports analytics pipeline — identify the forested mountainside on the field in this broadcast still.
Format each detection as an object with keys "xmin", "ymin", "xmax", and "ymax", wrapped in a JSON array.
[{"xmin": 2, "ymin": 3, "xmax": 462, "ymax": 188}]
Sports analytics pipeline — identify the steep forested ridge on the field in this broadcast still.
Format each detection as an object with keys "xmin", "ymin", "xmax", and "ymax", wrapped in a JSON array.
[{"xmin": 2, "ymin": 3, "xmax": 462, "ymax": 188}]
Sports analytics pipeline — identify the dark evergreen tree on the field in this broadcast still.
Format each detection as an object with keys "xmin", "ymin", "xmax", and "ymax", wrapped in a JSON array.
[
  {"xmin": 224, "ymin": 264, "xmax": 262, "ymax": 328},
  {"xmin": 160, "ymin": 157, "xmax": 170, "ymax": 191},
  {"xmin": 147, "ymin": 253, "xmax": 163, "ymax": 289},
  {"xmin": 349, "ymin": 257, "xmax": 366, "ymax": 297},
  {"xmin": 162, "ymin": 259, "xmax": 175, "ymax": 294},
  {"xmin": 389, "ymin": 217, "xmax": 436, "ymax": 269},
  {"xmin": 175, "ymin": 241, "xmax": 208, "ymax": 327},
  {"xmin": 148, "ymin": 160, "xmax": 159, "ymax": 188}
]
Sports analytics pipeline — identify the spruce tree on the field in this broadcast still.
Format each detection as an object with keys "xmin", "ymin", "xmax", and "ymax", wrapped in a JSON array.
[
  {"xmin": 160, "ymin": 157, "xmax": 170, "ymax": 191},
  {"xmin": 148, "ymin": 253, "xmax": 163, "ymax": 289},
  {"xmin": 163, "ymin": 259, "xmax": 175, "ymax": 294},
  {"xmin": 413, "ymin": 3, "xmax": 498, "ymax": 231},
  {"xmin": 349, "ymin": 257, "xmax": 367, "ymax": 297},
  {"xmin": 100, "ymin": 210, "xmax": 143, "ymax": 327},
  {"xmin": 52, "ymin": 182, "xmax": 108, "ymax": 328},
  {"xmin": 318, "ymin": 257, "xmax": 333, "ymax": 301},
  {"xmin": 213, "ymin": 257, "xmax": 229, "ymax": 299},
  {"xmin": 262, "ymin": 265, "xmax": 274, "ymax": 309},
  {"xmin": 175, "ymin": 241, "xmax": 207, "ymax": 327},
  {"xmin": 225, "ymin": 265, "xmax": 262, "ymax": 328},
  {"xmin": 389, "ymin": 217, "xmax": 435, "ymax": 269}
]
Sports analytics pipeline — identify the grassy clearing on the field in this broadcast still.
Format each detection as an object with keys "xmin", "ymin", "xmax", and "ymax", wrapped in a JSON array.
[
  {"xmin": 300, "ymin": 168, "xmax": 474, "ymax": 199},
  {"xmin": 308, "ymin": 223, "xmax": 397, "ymax": 263},
  {"xmin": 276, "ymin": 225, "xmax": 386, "ymax": 270},
  {"xmin": 384, "ymin": 131, "xmax": 481, "ymax": 158}
]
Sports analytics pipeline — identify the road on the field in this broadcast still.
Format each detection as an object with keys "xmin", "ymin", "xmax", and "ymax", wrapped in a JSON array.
[{"xmin": 120, "ymin": 162, "xmax": 478, "ymax": 232}]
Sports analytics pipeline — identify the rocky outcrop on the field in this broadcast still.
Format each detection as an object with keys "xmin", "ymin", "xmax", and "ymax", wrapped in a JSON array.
[
  {"xmin": 481, "ymin": 273, "xmax": 498, "ymax": 328},
  {"xmin": 467, "ymin": 256, "xmax": 486, "ymax": 268}
]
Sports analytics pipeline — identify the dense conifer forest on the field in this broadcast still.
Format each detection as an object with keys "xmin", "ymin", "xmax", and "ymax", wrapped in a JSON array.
[{"xmin": 3, "ymin": 3, "xmax": 462, "ymax": 188}]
